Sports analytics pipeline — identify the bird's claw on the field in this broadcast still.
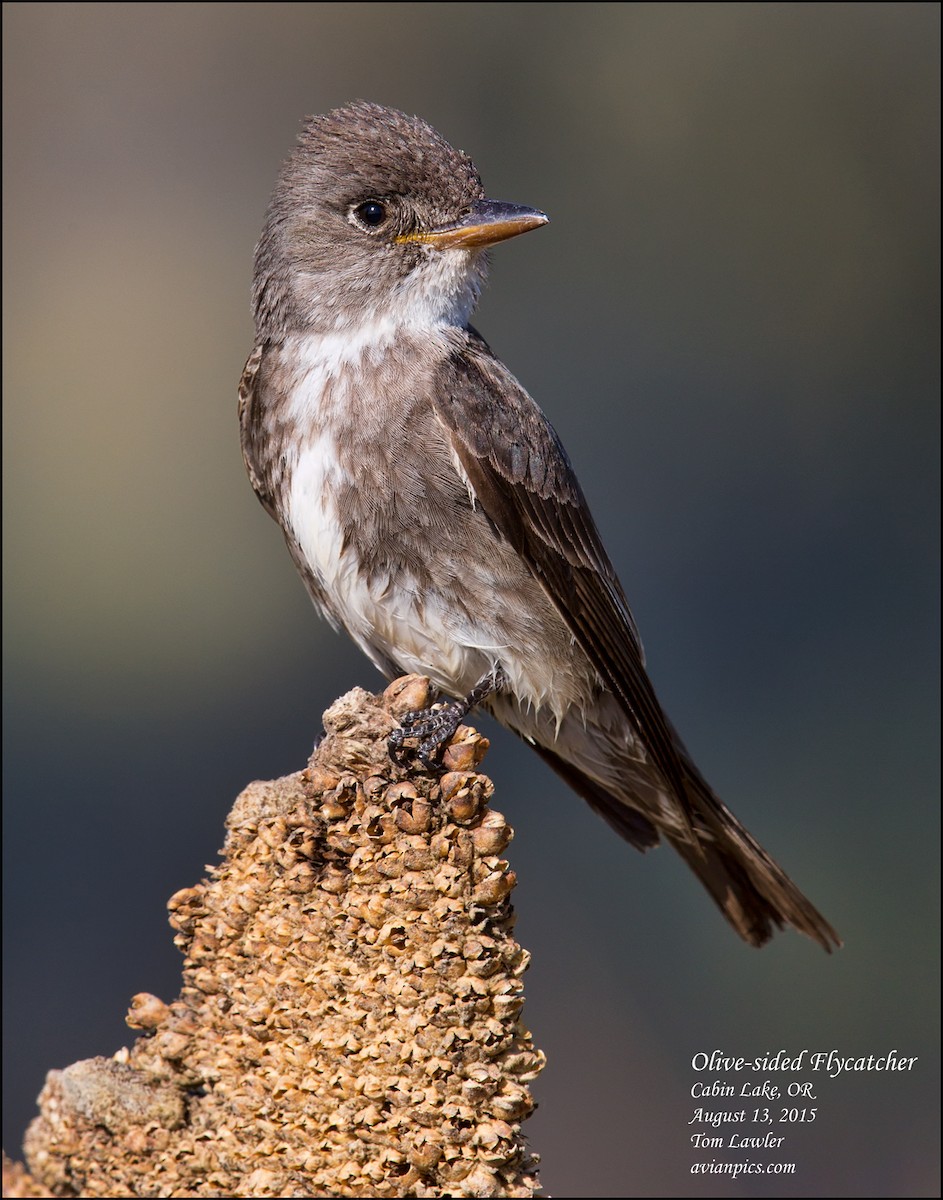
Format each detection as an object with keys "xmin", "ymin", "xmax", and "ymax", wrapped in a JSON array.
[{"xmin": 388, "ymin": 701, "xmax": 467, "ymax": 769}]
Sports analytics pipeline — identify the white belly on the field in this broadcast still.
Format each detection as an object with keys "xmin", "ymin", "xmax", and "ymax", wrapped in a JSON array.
[
  {"xmin": 287, "ymin": 432, "xmax": 501, "ymax": 696},
  {"xmin": 279, "ymin": 330, "xmax": 595, "ymax": 721}
]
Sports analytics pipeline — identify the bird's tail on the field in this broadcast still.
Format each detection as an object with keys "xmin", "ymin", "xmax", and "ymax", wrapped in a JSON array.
[
  {"xmin": 667, "ymin": 760, "xmax": 841, "ymax": 951},
  {"xmin": 533, "ymin": 741, "xmax": 840, "ymax": 952}
]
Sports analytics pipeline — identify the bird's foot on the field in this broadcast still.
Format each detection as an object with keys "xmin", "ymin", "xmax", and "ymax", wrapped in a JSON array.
[
  {"xmin": 389, "ymin": 699, "xmax": 470, "ymax": 769},
  {"xmin": 388, "ymin": 670, "xmax": 502, "ymax": 770}
]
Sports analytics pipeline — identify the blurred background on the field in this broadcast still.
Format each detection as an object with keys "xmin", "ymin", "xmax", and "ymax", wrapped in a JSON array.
[{"xmin": 3, "ymin": 4, "xmax": 939, "ymax": 1195}]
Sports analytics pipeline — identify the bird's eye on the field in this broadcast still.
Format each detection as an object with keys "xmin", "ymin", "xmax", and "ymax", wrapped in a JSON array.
[{"xmin": 351, "ymin": 200, "xmax": 388, "ymax": 230}]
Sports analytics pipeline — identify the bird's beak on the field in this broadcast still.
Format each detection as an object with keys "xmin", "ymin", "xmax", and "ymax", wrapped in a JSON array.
[{"xmin": 397, "ymin": 199, "xmax": 549, "ymax": 250}]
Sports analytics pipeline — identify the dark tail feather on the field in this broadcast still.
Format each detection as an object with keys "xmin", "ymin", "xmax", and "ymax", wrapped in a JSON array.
[
  {"xmin": 671, "ymin": 764, "xmax": 841, "ymax": 951},
  {"xmin": 533, "ymin": 743, "xmax": 840, "ymax": 952}
]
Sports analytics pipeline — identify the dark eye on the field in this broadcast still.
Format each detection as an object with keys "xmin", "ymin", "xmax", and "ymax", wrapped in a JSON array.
[{"xmin": 351, "ymin": 200, "xmax": 388, "ymax": 229}]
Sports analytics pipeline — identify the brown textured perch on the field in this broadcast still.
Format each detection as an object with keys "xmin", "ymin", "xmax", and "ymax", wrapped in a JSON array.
[{"xmin": 4, "ymin": 678, "xmax": 544, "ymax": 1198}]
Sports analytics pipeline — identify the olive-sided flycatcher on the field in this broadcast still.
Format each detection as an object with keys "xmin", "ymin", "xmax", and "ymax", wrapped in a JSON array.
[{"xmin": 239, "ymin": 101, "xmax": 839, "ymax": 951}]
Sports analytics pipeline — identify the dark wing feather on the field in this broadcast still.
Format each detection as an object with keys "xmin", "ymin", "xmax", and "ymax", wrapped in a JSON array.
[
  {"xmin": 434, "ymin": 329, "xmax": 692, "ymax": 809},
  {"xmin": 238, "ymin": 343, "xmax": 280, "ymax": 520},
  {"xmin": 532, "ymin": 743, "xmax": 661, "ymax": 851}
]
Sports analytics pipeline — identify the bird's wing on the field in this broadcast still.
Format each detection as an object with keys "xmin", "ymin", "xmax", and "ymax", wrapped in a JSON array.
[
  {"xmin": 433, "ymin": 329, "xmax": 691, "ymax": 806},
  {"xmin": 238, "ymin": 343, "xmax": 281, "ymax": 520}
]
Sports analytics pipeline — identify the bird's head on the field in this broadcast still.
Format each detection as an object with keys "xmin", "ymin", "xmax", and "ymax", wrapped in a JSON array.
[{"xmin": 252, "ymin": 101, "xmax": 548, "ymax": 341}]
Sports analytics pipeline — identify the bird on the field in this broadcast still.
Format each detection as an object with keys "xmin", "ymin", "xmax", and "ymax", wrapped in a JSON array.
[{"xmin": 239, "ymin": 101, "xmax": 840, "ymax": 951}]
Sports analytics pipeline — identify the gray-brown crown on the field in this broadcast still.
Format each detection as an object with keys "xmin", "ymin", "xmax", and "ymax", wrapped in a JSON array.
[{"xmin": 252, "ymin": 102, "xmax": 488, "ymax": 339}]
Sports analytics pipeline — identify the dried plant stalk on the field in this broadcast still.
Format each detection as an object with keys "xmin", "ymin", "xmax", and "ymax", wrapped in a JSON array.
[{"xmin": 4, "ymin": 678, "xmax": 544, "ymax": 1198}]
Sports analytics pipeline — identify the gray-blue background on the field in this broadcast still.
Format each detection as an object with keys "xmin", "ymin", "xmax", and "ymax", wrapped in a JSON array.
[{"xmin": 4, "ymin": 4, "xmax": 939, "ymax": 1195}]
